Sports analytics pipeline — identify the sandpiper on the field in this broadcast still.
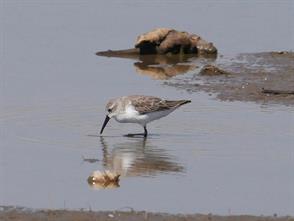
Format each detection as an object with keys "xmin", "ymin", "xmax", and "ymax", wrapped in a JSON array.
[{"xmin": 100, "ymin": 95, "xmax": 191, "ymax": 137}]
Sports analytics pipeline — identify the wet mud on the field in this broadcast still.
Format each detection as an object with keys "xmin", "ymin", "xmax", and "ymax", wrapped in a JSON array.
[
  {"xmin": 164, "ymin": 52, "xmax": 294, "ymax": 105},
  {"xmin": 0, "ymin": 207, "xmax": 293, "ymax": 221}
]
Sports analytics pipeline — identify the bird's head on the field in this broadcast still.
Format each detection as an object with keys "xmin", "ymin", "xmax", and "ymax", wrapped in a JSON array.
[{"xmin": 100, "ymin": 99, "xmax": 118, "ymax": 135}]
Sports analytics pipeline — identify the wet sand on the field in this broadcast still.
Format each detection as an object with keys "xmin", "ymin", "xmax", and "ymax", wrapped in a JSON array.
[
  {"xmin": 0, "ymin": 207, "xmax": 293, "ymax": 221},
  {"xmin": 165, "ymin": 52, "xmax": 294, "ymax": 105}
]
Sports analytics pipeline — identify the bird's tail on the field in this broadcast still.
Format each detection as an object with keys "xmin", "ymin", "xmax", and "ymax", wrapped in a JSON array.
[
  {"xmin": 166, "ymin": 100, "xmax": 191, "ymax": 108},
  {"xmin": 177, "ymin": 100, "xmax": 191, "ymax": 107}
]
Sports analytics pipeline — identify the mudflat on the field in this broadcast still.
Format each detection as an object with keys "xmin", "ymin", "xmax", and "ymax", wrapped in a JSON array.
[
  {"xmin": 165, "ymin": 52, "xmax": 294, "ymax": 105},
  {"xmin": 0, "ymin": 207, "xmax": 293, "ymax": 221}
]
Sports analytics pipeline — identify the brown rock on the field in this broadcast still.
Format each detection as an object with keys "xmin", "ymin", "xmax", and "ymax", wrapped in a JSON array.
[
  {"xmin": 134, "ymin": 28, "xmax": 217, "ymax": 55},
  {"xmin": 158, "ymin": 30, "xmax": 191, "ymax": 54}
]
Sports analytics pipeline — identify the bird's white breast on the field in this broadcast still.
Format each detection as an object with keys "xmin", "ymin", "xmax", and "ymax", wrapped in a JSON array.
[
  {"xmin": 114, "ymin": 104, "xmax": 174, "ymax": 126},
  {"xmin": 114, "ymin": 104, "xmax": 140, "ymax": 123}
]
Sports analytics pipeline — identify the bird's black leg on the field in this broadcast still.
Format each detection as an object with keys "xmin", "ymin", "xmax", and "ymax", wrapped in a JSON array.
[{"xmin": 124, "ymin": 126, "xmax": 148, "ymax": 138}]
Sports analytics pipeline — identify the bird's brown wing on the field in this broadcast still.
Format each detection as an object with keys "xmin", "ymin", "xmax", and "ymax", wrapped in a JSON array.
[{"xmin": 130, "ymin": 96, "xmax": 190, "ymax": 114}]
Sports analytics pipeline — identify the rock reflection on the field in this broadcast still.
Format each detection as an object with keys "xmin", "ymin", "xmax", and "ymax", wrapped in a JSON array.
[
  {"xmin": 97, "ymin": 50, "xmax": 216, "ymax": 80},
  {"xmin": 134, "ymin": 54, "xmax": 198, "ymax": 80},
  {"xmin": 100, "ymin": 137, "xmax": 184, "ymax": 177},
  {"xmin": 87, "ymin": 170, "xmax": 120, "ymax": 190}
]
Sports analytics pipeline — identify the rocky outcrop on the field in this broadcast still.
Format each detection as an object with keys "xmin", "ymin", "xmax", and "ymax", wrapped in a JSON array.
[
  {"xmin": 96, "ymin": 28, "xmax": 217, "ymax": 57},
  {"xmin": 135, "ymin": 28, "xmax": 217, "ymax": 55}
]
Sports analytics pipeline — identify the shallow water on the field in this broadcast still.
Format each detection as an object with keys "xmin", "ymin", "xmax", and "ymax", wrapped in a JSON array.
[{"xmin": 1, "ymin": 0, "xmax": 294, "ymax": 216}]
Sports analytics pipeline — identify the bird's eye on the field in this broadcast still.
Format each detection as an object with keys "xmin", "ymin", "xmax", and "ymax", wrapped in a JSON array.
[{"xmin": 108, "ymin": 108, "xmax": 112, "ymax": 112}]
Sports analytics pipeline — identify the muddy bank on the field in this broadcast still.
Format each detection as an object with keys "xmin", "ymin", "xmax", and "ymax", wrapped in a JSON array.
[
  {"xmin": 164, "ymin": 52, "xmax": 294, "ymax": 105},
  {"xmin": 0, "ymin": 207, "xmax": 293, "ymax": 221}
]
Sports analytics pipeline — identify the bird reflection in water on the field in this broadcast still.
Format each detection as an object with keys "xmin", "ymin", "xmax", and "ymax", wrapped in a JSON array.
[{"xmin": 100, "ymin": 137, "xmax": 184, "ymax": 177}]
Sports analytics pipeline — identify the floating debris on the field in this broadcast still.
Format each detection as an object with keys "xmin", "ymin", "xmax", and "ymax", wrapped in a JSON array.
[{"xmin": 87, "ymin": 170, "xmax": 120, "ymax": 189}]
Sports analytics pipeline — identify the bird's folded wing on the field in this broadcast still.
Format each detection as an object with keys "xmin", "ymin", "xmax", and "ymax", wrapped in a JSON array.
[
  {"xmin": 130, "ymin": 97, "xmax": 169, "ymax": 114},
  {"xmin": 131, "ymin": 96, "xmax": 186, "ymax": 114}
]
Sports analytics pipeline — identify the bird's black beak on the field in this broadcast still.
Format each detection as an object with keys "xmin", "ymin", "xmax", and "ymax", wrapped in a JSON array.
[{"xmin": 100, "ymin": 115, "xmax": 110, "ymax": 134}]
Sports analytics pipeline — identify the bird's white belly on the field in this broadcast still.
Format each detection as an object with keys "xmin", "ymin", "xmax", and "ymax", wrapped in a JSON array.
[{"xmin": 114, "ymin": 104, "xmax": 173, "ymax": 126}]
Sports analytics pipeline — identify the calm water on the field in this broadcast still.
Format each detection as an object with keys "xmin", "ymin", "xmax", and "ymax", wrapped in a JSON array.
[{"xmin": 1, "ymin": 0, "xmax": 294, "ymax": 215}]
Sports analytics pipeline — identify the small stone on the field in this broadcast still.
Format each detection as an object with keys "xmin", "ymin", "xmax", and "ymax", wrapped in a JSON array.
[{"xmin": 199, "ymin": 64, "xmax": 230, "ymax": 76}]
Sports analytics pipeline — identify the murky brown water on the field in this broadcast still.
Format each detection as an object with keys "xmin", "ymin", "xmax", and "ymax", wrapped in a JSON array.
[{"xmin": 1, "ymin": 0, "xmax": 294, "ymax": 216}]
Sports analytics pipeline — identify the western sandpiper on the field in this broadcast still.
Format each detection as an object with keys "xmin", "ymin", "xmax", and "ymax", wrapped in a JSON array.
[{"xmin": 100, "ymin": 95, "xmax": 191, "ymax": 137}]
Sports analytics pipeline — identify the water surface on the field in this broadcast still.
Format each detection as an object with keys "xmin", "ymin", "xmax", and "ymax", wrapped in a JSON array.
[{"xmin": 1, "ymin": 0, "xmax": 294, "ymax": 215}]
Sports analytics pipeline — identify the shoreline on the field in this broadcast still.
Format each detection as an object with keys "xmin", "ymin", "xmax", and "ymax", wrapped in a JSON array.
[{"xmin": 1, "ymin": 207, "xmax": 293, "ymax": 221}]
